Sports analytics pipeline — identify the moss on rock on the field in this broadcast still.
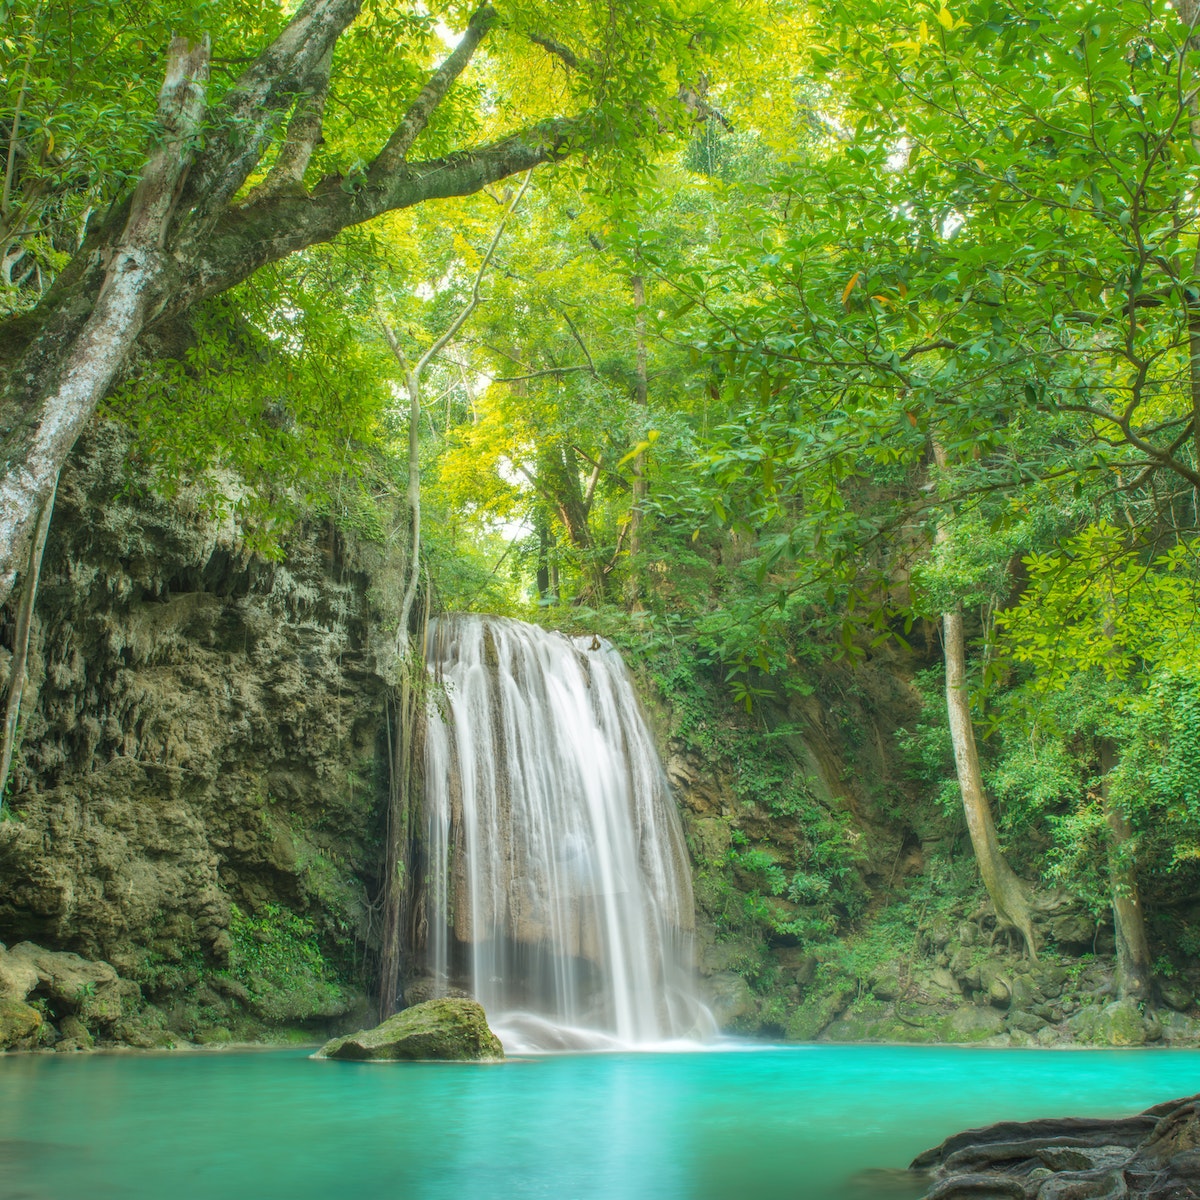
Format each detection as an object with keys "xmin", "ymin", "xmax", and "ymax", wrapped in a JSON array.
[
  {"xmin": 1068, "ymin": 998, "xmax": 1151, "ymax": 1046},
  {"xmin": 317, "ymin": 998, "xmax": 504, "ymax": 1062},
  {"xmin": 0, "ymin": 998, "xmax": 42, "ymax": 1048},
  {"xmin": 786, "ymin": 981, "xmax": 856, "ymax": 1041},
  {"xmin": 942, "ymin": 1004, "xmax": 1006, "ymax": 1043}
]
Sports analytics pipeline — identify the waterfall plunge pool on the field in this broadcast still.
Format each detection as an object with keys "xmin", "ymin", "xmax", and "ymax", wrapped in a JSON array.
[{"xmin": 1, "ymin": 1044, "xmax": 1197, "ymax": 1199}]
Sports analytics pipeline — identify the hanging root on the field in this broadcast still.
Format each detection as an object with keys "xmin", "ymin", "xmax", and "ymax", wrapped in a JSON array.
[
  {"xmin": 0, "ymin": 476, "xmax": 57, "ymax": 812},
  {"xmin": 376, "ymin": 584, "xmax": 430, "ymax": 1018}
]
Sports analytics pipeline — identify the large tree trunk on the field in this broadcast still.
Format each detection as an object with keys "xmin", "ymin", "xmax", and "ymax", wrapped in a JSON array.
[
  {"xmin": 0, "ymin": 36, "xmax": 210, "ymax": 604},
  {"xmin": 942, "ymin": 608, "xmax": 1038, "ymax": 958},
  {"xmin": 1099, "ymin": 737, "xmax": 1154, "ymax": 1003}
]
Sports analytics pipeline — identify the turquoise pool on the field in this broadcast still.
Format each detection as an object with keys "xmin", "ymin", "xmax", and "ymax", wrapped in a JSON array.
[{"xmin": 0, "ymin": 1044, "xmax": 1195, "ymax": 1199}]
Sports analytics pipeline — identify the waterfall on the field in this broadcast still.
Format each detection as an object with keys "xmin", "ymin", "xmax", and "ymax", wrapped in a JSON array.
[{"xmin": 417, "ymin": 615, "xmax": 711, "ymax": 1052}]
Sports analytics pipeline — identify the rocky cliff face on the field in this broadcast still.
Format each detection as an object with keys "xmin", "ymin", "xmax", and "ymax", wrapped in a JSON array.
[
  {"xmin": 0, "ymin": 426, "xmax": 390, "ymax": 1049},
  {"xmin": 638, "ymin": 651, "xmax": 927, "ymax": 1035}
]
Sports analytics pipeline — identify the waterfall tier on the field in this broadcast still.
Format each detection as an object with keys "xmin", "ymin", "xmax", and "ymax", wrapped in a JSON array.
[{"xmin": 419, "ymin": 615, "xmax": 711, "ymax": 1052}]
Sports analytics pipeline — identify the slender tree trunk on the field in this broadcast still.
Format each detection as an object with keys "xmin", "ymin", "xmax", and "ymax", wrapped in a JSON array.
[
  {"xmin": 942, "ymin": 608, "xmax": 1038, "ymax": 957},
  {"xmin": 542, "ymin": 442, "xmax": 605, "ymax": 602},
  {"xmin": 1098, "ymin": 600, "xmax": 1154, "ymax": 1004},
  {"xmin": 1099, "ymin": 737, "xmax": 1154, "ymax": 1003},
  {"xmin": 627, "ymin": 273, "xmax": 648, "ymax": 610},
  {"xmin": 374, "ymin": 174, "xmax": 529, "ymax": 1015},
  {"xmin": 535, "ymin": 515, "xmax": 553, "ymax": 601},
  {"xmin": 933, "ymin": 440, "xmax": 1036, "ymax": 957}
]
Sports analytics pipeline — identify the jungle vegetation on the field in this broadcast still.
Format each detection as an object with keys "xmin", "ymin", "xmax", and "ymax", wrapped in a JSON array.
[{"xmin": 3, "ymin": 0, "xmax": 1200, "ymax": 1006}]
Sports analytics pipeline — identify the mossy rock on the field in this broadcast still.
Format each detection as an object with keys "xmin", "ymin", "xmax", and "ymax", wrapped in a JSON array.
[
  {"xmin": 942, "ymin": 1004, "xmax": 1005, "ymax": 1043},
  {"xmin": 1069, "ymin": 998, "xmax": 1151, "ymax": 1046},
  {"xmin": 0, "ymin": 998, "xmax": 42, "ymax": 1048},
  {"xmin": 826, "ymin": 999, "xmax": 943, "ymax": 1043},
  {"xmin": 786, "ymin": 982, "xmax": 855, "ymax": 1042},
  {"xmin": 316, "ymin": 998, "xmax": 504, "ymax": 1062}
]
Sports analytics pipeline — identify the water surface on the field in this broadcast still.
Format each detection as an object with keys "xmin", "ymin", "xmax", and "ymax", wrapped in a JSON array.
[{"xmin": 0, "ymin": 1045, "xmax": 1196, "ymax": 1200}]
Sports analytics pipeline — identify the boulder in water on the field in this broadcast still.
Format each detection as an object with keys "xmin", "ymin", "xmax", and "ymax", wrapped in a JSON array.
[{"xmin": 316, "ymin": 998, "xmax": 503, "ymax": 1062}]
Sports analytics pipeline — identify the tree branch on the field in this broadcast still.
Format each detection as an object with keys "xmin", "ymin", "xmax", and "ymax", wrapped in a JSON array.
[
  {"xmin": 582, "ymin": 455, "xmax": 601, "ymax": 513},
  {"xmin": 370, "ymin": 4, "xmax": 498, "ymax": 182},
  {"xmin": 561, "ymin": 307, "xmax": 597, "ymax": 374},
  {"xmin": 529, "ymin": 33, "xmax": 581, "ymax": 70},
  {"xmin": 492, "ymin": 364, "xmax": 591, "ymax": 383},
  {"xmin": 243, "ymin": 47, "xmax": 333, "ymax": 204},
  {"xmin": 417, "ymin": 169, "xmax": 531, "ymax": 375},
  {"xmin": 196, "ymin": 119, "xmax": 576, "ymax": 304},
  {"xmin": 179, "ymin": 0, "xmax": 363, "ymax": 232}
]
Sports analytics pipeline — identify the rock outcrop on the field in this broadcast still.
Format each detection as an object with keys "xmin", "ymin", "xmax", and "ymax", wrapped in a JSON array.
[
  {"xmin": 905, "ymin": 1094, "xmax": 1200, "ymax": 1199},
  {"xmin": 0, "ymin": 424, "xmax": 390, "ymax": 1047},
  {"xmin": 317, "ymin": 998, "xmax": 504, "ymax": 1061}
]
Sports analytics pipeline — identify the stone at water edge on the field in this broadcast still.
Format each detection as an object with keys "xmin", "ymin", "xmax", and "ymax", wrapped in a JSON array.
[
  {"xmin": 902, "ymin": 1094, "xmax": 1200, "ymax": 1200},
  {"xmin": 316, "ymin": 998, "xmax": 504, "ymax": 1061},
  {"xmin": 0, "ymin": 997, "xmax": 42, "ymax": 1048}
]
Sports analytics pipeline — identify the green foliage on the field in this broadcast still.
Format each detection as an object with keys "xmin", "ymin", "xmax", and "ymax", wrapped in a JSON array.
[
  {"xmin": 104, "ymin": 247, "xmax": 392, "ymax": 554},
  {"xmin": 222, "ymin": 902, "xmax": 348, "ymax": 1023}
]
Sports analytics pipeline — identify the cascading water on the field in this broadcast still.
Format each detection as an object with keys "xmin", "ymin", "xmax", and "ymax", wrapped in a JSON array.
[{"xmin": 418, "ymin": 615, "xmax": 712, "ymax": 1052}]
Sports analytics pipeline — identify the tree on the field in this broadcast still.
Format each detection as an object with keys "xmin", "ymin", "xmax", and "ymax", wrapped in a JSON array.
[
  {"xmin": 622, "ymin": 0, "xmax": 1200, "ymax": 949},
  {"xmin": 933, "ymin": 445, "xmax": 1036, "ymax": 956},
  {"xmin": 995, "ymin": 526, "xmax": 1200, "ymax": 1001},
  {"xmin": 0, "ymin": 0, "xmax": 739, "ymax": 606},
  {"xmin": 375, "ymin": 172, "xmax": 529, "ymax": 1015}
]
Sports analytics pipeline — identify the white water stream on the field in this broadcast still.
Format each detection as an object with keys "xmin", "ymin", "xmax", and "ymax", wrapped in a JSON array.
[{"xmin": 420, "ymin": 615, "xmax": 712, "ymax": 1052}]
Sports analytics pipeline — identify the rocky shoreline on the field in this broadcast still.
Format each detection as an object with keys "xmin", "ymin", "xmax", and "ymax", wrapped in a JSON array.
[{"xmin": 887, "ymin": 1094, "xmax": 1200, "ymax": 1199}]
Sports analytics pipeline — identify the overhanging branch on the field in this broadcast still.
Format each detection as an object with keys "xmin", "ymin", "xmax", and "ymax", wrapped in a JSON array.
[{"xmin": 370, "ymin": 4, "xmax": 498, "ymax": 182}]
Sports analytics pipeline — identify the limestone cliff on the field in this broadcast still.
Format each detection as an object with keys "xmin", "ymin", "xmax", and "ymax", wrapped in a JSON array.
[{"xmin": 0, "ymin": 425, "xmax": 390, "ymax": 1048}]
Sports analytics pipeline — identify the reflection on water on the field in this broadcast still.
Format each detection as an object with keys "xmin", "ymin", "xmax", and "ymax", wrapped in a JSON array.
[{"xmin": 0, "ymin": 1046, "xmax": 1197, "ymax": 1200}]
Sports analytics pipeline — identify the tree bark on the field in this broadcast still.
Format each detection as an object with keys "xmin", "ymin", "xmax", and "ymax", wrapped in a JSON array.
[
  {"xmin": 0, "ymin": 36, "xmax": 209, "ymax": 605},
  {"xmin": 942, "ymin": 608, "xmax": 1038, "ymax": 957},
  {"xmin": 0, "ymin": 473, "xmax": 57, "ymax": 811},
  {"xmin": 1099, "ymin": 737, "xmax": 1154, "ymax": 1003},
  {"xmin": 535, "ymin": 514, "xmax": 554, "ymax": 601}
]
